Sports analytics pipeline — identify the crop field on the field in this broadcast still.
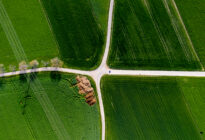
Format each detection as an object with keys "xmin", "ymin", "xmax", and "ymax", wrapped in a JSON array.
[
  {"xmin": 0, "ymin": 0, "xmax": 59, "ymax": 67},
  {"xmin": 101, "ymin": 76, "xmax": 203, "ymax": 139},
  {"xmin": 0, "ymin": 72, "xmax": 101, "ymax": 140},
  {"xmin": 0, "ymin": 0, "xmax": 110, "ymax": 70},
  {"xmin": 108, "ymin": 0, "xmax": 203, "ymax": 70},
  {"xmin": 174, "ymin": 0, "xmax": 205, "ymax": 67},
  {"xmin": 179, "ymin": 77, "xmax": 205, "ymax": 139},
  {"xmin": 40, "ymin": 0, "xmax": 110, "ymax": 69}
]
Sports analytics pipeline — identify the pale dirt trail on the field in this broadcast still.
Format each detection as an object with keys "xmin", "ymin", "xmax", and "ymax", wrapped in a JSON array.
[{"xmin": 2, "ymin": 67, "xmax": 205, "ymax": 79}]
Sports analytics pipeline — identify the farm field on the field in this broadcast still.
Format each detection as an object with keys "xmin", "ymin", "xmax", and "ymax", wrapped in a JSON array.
[
  {"xmin": 40, "ymin": 0, "xmax": 110, "ymax": 70},
  {"xmin": 0, "ymin": 72, "xmax": 101, "ymax": 140},
  {"xmin": 101, "ymin": 76, "xmax": 203, "ymax": 139},
  {"xmin": 108, "ymin": 0, "xmax": 203, "ymax": 70},
  {"xmin": 0, "ymin": 0, "xmax": 59, "ymax": 67},
  {"xmin": 1, "ymin": 0, "xmax": 205, "ymax": 140},
  {"xmin": 174, "ymin": 0, "xmax": 205, "ymax": 67},
  {"xmin": 179, "ymin": 77, "xmax": 205, "ymax": 139}
]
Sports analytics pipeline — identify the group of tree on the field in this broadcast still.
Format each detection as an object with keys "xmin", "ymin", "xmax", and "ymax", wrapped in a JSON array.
[{"xmin": 0, "ymin": 57, "xmax": 64, "ymax": 74}]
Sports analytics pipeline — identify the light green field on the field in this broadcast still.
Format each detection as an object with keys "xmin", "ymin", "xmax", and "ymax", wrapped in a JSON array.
[
  {"xmin": 179, "ymin": 77, "xmax": 205, "ymax": 139},
  {"xmin": 101, "ymin": 76, "xmax": 203, "ymax": 139},
  {"xmin": 108, "ymin": 0, "xmax": 203, "ymax": 70},
  {"xmin": 0, "ymin": 72, "xmax": 101, "ymax": 139},
  {"xmin": 0, "ymin": 0, "xmax": 59, "ymax": 67}
]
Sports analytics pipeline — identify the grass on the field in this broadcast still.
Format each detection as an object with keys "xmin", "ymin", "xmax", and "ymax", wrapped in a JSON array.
[
  {"xmin": 178, "ymin": 77, "xmax": 205, "ymax": 139},
  {"xmin": 101, "ymin": 76, "xmax": 202, "ymax": 139},
  {"xmin": 0, "ymin": 0, "xmax": 110, "ymax": 70},
  {"xmin": 90, "ymin": 0, "xmax": 110, "ymax": 34},
  {"xmin": 174, "ymin": 0, "xmax": 205, "ymax": 67},
  {"xmin": 0, "ymin": 0, "xmax": 59, "ymax": 67},
  {"xmin": 40, "ymin": 0, "xmax": 110, "ymax": 70},
  {"xmin": 0, "ymin": 93, "xmax": 34, "ymax": 139},
  {"xmin": 0, "ymin": 72, "xmax": 101, "ymax": 139},
  {"xmin": 108, "ymin": 0, "xmax": 202, "ymax": 70}
]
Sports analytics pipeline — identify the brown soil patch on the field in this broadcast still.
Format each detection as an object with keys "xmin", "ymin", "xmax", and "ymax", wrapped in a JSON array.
[{"xmin": 76, "ymin": 75, "xmax": 96, "ymax": 106}]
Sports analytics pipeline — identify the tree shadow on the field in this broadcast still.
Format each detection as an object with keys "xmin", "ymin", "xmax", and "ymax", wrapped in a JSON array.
[
  {"xmin": 29, "ymin": 72, "xmax": 38, "ymax": 82},
  {"xmin": 19, "ymin": 74, "xmax": 27, "ymax": 83},
  {"xmin": 50, "ymin": 71, "xmax": 62, "ymax": 82},
  {"xmin": 0, "ymin": 78, "xmax": 3, "ymax": 89}
]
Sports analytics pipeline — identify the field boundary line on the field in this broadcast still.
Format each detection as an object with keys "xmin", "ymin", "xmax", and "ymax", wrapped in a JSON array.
[
  {"xmin": 170, "ymin": 0, "xmax": 204, "ymax": 70},
  {"xmin": 37, "ymin": 0, "xmax": 61, "ymax": 56}
]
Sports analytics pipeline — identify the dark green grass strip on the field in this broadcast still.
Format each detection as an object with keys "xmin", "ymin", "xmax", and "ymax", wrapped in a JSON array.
[
  {"xmin": 101, "ymin": 76, "xmax": 201, "ymax": 140},
  {"xmin": 108, "ymin": 0, "xmax": 201, "ymax": 70},
  {"xmin": 40, "ymin": 0, "xmax": 108, "ymax": 70}
]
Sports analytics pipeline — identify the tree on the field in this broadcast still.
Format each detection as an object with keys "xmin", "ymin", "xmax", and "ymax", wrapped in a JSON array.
[
  {"xmin": 50, "ymin": 57, "xmax": 63, "ymax": 68},
  {"xmin": 9, "ymin": 65, "xmax": 16, "ymax": 72},
  {"xmin": 29, "ymin": 60, "xmax": 39, "ymax": 69},
  {"xmin": 0, "ymin": 64, "xmax": 5, "ymax": 74},
  {"xmin": 19, "ymin": 61, "xmax": 28, "ymax": 71}
]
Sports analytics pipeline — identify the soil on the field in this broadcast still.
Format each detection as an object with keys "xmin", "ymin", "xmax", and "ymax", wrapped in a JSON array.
[{"xmin": 76, "ymin": 75, "xmax": 96, "ymax": 106}]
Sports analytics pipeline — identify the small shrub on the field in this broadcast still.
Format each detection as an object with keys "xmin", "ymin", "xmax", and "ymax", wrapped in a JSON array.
[
  {"xmin": 19, "ymin": 61, "xmax": 28, "ymax": 71},
  {"xmin": 29, "ymin": 60, "xmax": 39, "ymax": 69},
  {"xmin": 50, "ymin": 57, "xmax": 63, "ymax": 68}
]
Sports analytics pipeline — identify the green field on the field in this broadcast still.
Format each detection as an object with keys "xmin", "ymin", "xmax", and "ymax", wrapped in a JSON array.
[
  {"xmin": 0, "ymin": 0, "xmax": 59, "ymax": 67},
  {"xmin": 41, "ymin": 0, "xmax": 110, "ymax": 70},
  {"xmin": 179, "ymin": 77, "xmax": 205, "ymax": 139},
  {"xmin": 108, "ymin": 0, "xmax": 203, "ymax": 70},
  {"xmin": 174, "ymin": 0, "xmax": 205, "ymax": 67},
  {"xmin": 0, "ymin": 0, "xmax": 110, "ymax": 70},
  {"xmin": 101, "ymin": 76, "xmax": 203, "ymax": 139},
  {"xmin": 0, "ymin": 72, "xmax": 101, "ymax": 139}
]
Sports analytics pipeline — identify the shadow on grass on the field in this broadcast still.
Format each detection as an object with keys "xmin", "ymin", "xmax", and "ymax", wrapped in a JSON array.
[
  {"xmin": 29, "ymin": 72, "xmax": 38, "ymax": 82},
  {"xmin": 19, "ymin": 74, "xmax": 27, "ymax": 83},
  {"xmin": 19, "ymin": 72, "xmax": 38, "ymax": 115},
  {"xmin": 50, "ymin": 71, "xmax": 61, "ymax": 82},
  {"xmin": 0, "ymin": 78, "xmax": 3, "ymax": 89}
]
